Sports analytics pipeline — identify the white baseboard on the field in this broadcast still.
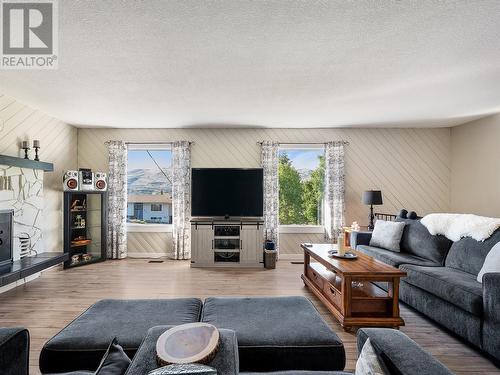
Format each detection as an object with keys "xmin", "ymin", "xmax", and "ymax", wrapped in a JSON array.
[
  {"xmin": 279, "ymin": 253, "xmax": 303, "ymax": 261},
  {"xmin": 127, "ymin": 252, "xmax": 169, "ymax": 259}
]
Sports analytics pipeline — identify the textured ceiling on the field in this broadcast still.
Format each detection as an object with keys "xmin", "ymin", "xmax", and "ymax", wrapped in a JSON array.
[{"xmin": 0, "ymin": 0, "xmax": 499, "ymax": 128}]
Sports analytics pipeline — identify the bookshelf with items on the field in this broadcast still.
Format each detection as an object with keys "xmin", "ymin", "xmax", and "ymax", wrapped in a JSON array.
[{"xmin": 63, "ymin": 191, "xmax": 107, "ymax": 268}]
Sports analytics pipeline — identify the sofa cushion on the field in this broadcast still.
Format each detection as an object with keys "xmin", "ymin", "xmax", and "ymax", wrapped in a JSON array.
[
  {"xmin": 95, "ymin": 338, "xmax": 131, "ymax": 375},
  {"xmin": 399, "ymin": 264, "xmax": 483, "ymax": 316},
  {"xmin": 445, "ymin": 228, "xmax": 500, "ymax": 275},
  {"xmin": 369, "ymin": 220, "xmax": 406, "ymax": 252},
  {"xmin": 0, "ymin": 327, "xmax": 30, "ymax": 375},
  {"xmin": 40, "ymin": 298, "xmax": 203, "ymax": 374},
  {"xmin": 241, "ymin": 372, "xmax": 352, "ymax": 375},
  {"xmin": 356, "ymin": 328, "xmax": 454, "ymax": 375},
  {"xmin": 125, "ymin": 326, "xmax": 239, "ymax": 375},
  {"xmin": 241, "ymin": 372, "xmax": 351, "ymax": 375},
  {"xmin": 477, "ymin": 241, "xmax": 500, "ymax": 282},
  {"xmin": 355, "ymin": 338, "xmax": 388, "ymax": 375},
  {"xmin": 357, "ymin": 245, "xmax": 438, "ymax": 267},
  {"xmin": 201, "ymin": 296, "xmax": 345, "ymax": 372},
  {"xmin": 399, "ymin": 280, "xmax": 482, "ymax": 347},
  {"xmin": 396, "ymin": 218, "xmax": 452, "ymax": 264},
  {"xmin": 46, "ymin": 372, "xmax": 93, "ymax": 375}
]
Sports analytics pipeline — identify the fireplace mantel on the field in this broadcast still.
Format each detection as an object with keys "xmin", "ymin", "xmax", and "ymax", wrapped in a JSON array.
[{"xmin": 0, "ymin": 154, "xmax": 54, "ymax": 171}]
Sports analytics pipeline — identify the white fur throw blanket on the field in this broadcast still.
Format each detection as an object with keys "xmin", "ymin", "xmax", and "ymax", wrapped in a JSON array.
[{"xmin": 421, "ymin": 213, "xmax": 500, "ymax": 242}]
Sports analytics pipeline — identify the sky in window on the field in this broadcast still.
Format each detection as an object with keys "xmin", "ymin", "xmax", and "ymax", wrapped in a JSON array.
[
  {"xmin": 280, "ymin": 149, "xmax": 323, "ymax": 171},
  {"xmin": 127, "ymin": 150, "xmax": 171, "ymax": 170}
]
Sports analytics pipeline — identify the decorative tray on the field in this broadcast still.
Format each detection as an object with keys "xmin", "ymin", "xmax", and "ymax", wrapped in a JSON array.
[{"xmin": 328, "ymin": 250, "xmax": 358, "ymax": 259}]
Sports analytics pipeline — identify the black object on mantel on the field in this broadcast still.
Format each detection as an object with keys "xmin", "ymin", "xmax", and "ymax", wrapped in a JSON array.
[
  {"xmin": 0, "ymin": 154, "xmax": 54, "ymax": 171},
  {"xmin": 0, "ymin": 252, "xmax": 68, "ymax": 287},
  {"xmin": 362, "ymin": 190, "xmax": 383, "ymax": 230}
]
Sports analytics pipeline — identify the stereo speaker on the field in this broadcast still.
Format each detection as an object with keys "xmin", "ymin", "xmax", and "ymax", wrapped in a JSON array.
[
  {"xmin": 63, "ymin": 170, "xmax": 79, "ymax": 191},
  {"xmin": 94, "ymin": 172, "xmax": 107, "ymax": 191}
]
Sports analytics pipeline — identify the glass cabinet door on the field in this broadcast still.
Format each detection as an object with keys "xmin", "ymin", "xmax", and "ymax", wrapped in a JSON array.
[{"xmin": 66, "ymin": 192, "xmax": 106, "ymax": 268}]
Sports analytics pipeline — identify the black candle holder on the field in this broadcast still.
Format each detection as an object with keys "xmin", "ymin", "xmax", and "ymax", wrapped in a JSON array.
[
  {"xmin": 34, "ymin": 146, "xmax": 40, "ymax": 161},
  {"xmin": 22, "ymin": 146, "xmax": 30, "ymax": 159}
]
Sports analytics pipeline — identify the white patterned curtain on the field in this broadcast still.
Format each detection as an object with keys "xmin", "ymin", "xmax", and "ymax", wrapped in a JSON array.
[
  {"xmin": 171, "ymin": 141, "xmax": 192, "ymax": 260},
  {"xmin": 324, "ymin": 141, "xmax": 346, "ymax": 241},
  {"xmin": 261, "ymin": 141, "xmax": 280, "ymax": 253},
  {"xmin": 105, "ymin": 140, "xmax": 128, "ymax": 259}
]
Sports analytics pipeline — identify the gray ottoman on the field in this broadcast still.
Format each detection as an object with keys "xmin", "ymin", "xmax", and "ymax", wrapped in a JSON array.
[
  {"xmin": 125, "ymin": 326, "xmax": 239, "ymax": 375},
  {"xmin": 201, "ymin": 296, "xmax": 346, "ymax": 372},
  {"xmin": 40, "ymin": 298, "xmax": 202, "ymax": 374}
]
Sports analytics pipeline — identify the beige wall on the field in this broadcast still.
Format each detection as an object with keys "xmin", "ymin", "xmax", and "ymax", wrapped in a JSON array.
[
  {"xmin": 451, "ymin": 114, "xmax": 500, "ymax": 217},
  {"xmin": 0, "ymin": 94, "xmax": 78, "ymax": 253},
  {"xmin": 4, "ymin": 93, "xmax": 497, "ymax": 257},
  {"xmin": 78, "ymin": 127, "xmax": 451, "ymax": 255}
]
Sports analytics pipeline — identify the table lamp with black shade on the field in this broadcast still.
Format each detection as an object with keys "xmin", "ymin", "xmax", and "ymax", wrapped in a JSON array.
[{"xmin": 362, "ymin": 190, "xmax": 383, "ymax": 230}]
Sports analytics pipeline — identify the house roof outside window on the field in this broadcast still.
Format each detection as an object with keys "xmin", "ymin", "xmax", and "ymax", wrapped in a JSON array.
[{"xmin": 127, "ymin": 194, "xmax": 172, "ymax": 204}]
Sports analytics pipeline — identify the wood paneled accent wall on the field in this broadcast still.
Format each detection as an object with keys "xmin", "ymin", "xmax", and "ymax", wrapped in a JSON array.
[
  {"xmin": 78, "ymin": 127, "xmax": 451, "ymax": 255},
  {"xmin": 0, "ymin": 94, "xmax": 78, "ymax": 253}
]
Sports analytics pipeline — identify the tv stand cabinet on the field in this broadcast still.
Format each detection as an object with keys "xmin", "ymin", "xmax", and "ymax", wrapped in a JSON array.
[{"xmin": 190, "ymin": 218, "xmax": 264, "ymax": 268}]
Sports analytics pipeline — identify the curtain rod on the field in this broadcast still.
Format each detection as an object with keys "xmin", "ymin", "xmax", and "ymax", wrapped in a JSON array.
[
  {"xmin": 256, "ymin": 141, "xmax": 349, "ymax": 145},
  {"xmin": 124, "ymin": 141, "xmax": 195, "ymax": 145}
]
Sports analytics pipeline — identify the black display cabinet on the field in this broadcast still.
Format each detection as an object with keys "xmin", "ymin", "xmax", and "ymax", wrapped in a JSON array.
[{"xmin": 64, "ymin": 191, "xmax": 107, "ymax": 268}]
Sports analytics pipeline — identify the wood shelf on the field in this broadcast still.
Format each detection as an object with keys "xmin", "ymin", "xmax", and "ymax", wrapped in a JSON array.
[
  {"xmin": 67, "ymin": 256, "xmax": 103, "ymax": 268},
  {"xmin": 0, "ymin": 154, "xmax": 54, "ymax": 171},
  {"xmin": 71, "ymin": 239, "xmax": 92, "ymax": 247}
]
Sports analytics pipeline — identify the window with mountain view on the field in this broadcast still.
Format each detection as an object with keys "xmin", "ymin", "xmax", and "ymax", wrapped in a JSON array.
[
  {"xmin": 279, "ymin": 147, "xmax": 325, "ymax": 226},
  {"xmin": 127, "ymin": 147, "xmax": 172, "ymax": 224}
]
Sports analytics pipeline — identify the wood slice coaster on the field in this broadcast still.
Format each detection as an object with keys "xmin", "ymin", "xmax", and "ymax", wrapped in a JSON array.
[{"xmin": 156, "ymin": 323, "xmax": 220, "ymax": 366}]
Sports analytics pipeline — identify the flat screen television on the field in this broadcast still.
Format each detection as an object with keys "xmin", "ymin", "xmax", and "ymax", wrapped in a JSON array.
[
  {"xmin": 0, "ymin": 209, "xmax": 13, "ymax": 267},
  {"xmin": 191, "ymin": 168, "xmax": 263, "ymax": 217}
]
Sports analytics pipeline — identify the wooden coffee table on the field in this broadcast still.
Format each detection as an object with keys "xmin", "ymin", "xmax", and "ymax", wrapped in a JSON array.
[{"xmin": 301, "ymin": 243, "xmax": 406, "ymax": 330}]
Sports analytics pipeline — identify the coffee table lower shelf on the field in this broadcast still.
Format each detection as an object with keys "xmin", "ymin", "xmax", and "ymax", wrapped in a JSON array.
[{"xmin": 302, "ymin": 273, "xmax": 404, "ymax": 330}]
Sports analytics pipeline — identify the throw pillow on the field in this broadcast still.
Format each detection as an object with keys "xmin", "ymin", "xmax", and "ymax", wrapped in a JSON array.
[
  {"xmin": 477, "ymin": 241, "xmax": 500, "ymax": 283},
  {"xmin": 95, "ymin": 338, "xmax": 131, "ymax": 375},
  {"xmin": 149, "ymin": 364, "xmax": 217, "ymax": 375},
  {"xmin": 355, "ymin": 338, "xmax": 388, "ymax": 375},
  {"xmin": 370, "ymin": 220, "xmax": 406, "ymax": 252}
]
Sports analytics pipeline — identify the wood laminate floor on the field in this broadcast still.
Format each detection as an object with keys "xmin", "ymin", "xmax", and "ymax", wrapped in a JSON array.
[{"xmin": 0, "ymin": 258, "xmax": 498, "ymax": 375}]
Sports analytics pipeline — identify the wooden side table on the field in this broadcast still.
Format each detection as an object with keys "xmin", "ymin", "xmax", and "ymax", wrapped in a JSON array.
[{"xmin": 342, "ymin": 227, "xmax": 371, "ymax": 248}]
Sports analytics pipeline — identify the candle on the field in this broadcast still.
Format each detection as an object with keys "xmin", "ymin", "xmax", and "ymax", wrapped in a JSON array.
[
  {"xmin": 33, "ymin": 140, "xmax": 40, "ymax": 148},
  {"xmin": 22, "ymin": 141, "xmax": 29, "ymax": 149}
]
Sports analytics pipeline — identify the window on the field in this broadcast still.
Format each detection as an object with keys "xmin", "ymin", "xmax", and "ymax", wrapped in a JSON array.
[
  {"xmin": 127, "ymin": 145, "xmax": 172, "ymax": 225},
  {"xmin": 279, "ymin": 146, "xmax": 325, "ymax": 226},
  {"xmin": 150, "ymin": 204, "xmax": 162, "ymax": 211}
]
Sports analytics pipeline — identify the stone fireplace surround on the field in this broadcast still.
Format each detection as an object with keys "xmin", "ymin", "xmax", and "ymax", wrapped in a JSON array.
[{"xmin": 0, "ymin": 155, "xmax": 67, "ymax": 292}]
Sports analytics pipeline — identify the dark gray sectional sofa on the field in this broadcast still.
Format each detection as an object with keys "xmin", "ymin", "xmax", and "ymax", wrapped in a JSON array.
[
  {"xmin": 39, "ymin": 298, "xmax": 204, "ymax": 373},
  {"xmin": 126, "ymin": 326, "xmax": 454, "ymax": 375},
  {"xmin": 39, "ymin": 296, "xmax": 345, "ymax": 374},
  {"xmin": 201, "ymin": 297, "xmax": 346, "ymax": 372},
  {"xmin": 351, "ymin": 215, "xmax": 500, "ymax": 364},
  {"xmin": 2, "ymin": 295, "xmax": 456, "ymax": 375},
  {"xmin": 0, "ymin": 327, "xmax": 30, "ymax": 375}
]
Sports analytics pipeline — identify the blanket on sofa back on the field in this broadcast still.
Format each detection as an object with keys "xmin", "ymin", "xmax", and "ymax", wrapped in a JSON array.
[{"xmin": 421, "ymin": 213, "xmax": 500, "ymax": 242}]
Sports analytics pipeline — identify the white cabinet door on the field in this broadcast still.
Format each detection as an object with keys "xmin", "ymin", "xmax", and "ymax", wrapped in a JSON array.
[
  {"xmin": 192, "ymin": 225, "xmax": 214, "ymax": 265},
  {"xmin": 240, "ymin": 225, "xmax": 263, "ymax": 264}
]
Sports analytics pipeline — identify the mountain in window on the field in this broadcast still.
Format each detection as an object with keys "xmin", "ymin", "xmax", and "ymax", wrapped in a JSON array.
[{"xmin": 127, "ymin": 168, "xmax": 172, "ymax": 195}]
